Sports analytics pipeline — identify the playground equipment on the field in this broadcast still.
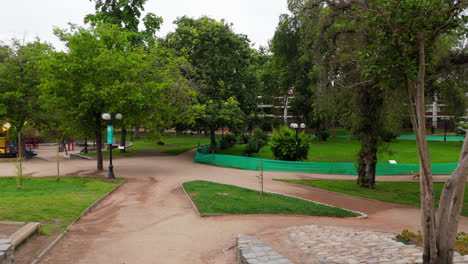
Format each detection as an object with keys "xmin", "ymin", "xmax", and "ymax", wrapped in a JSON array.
[
  {"xmin": 0, "ymin": 124, "xmax": 17, "ymax": 158},
  {"xmin": 0, "ymin": 124, "xmax": 40, "ymax": 158},
  {"xmin": 0, "ymin": 126, "xmax": 6, "ymax": 154}
]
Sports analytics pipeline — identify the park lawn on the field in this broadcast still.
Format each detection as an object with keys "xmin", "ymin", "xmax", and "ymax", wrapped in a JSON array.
[
  {"xmin": 0, "ymin": 177, "xmax": 125, "ymax": 234},
  {"xmin": 182, "ymin": 180, "xmax": 358, "ymax": 217},
  {"xmin": 217, "ymin": 137, "xmax": 463, "ymax": 164},
  {"xmin": 276, "ymin": 180, "xmax": 468, "ymax": 217},
  {"xmin": 84, "ymin": 134, "xmax": 210, "ymax": 157}
]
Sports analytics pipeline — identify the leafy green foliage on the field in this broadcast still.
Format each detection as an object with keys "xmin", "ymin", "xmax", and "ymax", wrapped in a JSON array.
[
  {"xmin": 220, "ymin": 134, "xmax": 237, "ymax": 150},
  {"xmin": 270, "ymin": 126, "xmax": 311, "ymax": 161},
  {"xmin": 244, "ymin": 137, "xmax": 265, "ymax": 156},
  {"xmin": 397, "ymin": 230, "xmax": 468, "ymax": 255},
  {"xmin": 0, "ymin": 40, "xmax": 52, "ymax": 137},
  {"xmin": 253, "ymin": 128, "xmax": 269, "ymax": 142},
  {"xmin": 41, "ymin": 23, "xmax": 191, "ymax": 169},
  {"xmin": 85, "ymin": 0, "xmax": 162, "ymax": 44},
  {"xmin": 166, "ymin": 16, "xmax": 259, "ymax": 151}
]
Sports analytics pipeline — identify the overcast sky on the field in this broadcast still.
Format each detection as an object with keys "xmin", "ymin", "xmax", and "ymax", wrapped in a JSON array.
[{"xmin": 1, "ymin": 0, "xmax": 289, "ymax": 50}]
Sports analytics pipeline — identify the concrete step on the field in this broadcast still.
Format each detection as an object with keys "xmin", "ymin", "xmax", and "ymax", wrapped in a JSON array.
[{"xmin": 9, "ymin": 222, "xmax": 41, "ymax": 249}]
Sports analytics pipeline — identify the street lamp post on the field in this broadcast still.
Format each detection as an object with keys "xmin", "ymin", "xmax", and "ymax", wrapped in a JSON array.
[
  {"xmin": 290, "ymin": 122, "xmax": 306, "ymax": 161},
  {"xmin": 102, "ymin": 113, "xmax": 122, "ymax": 178}
]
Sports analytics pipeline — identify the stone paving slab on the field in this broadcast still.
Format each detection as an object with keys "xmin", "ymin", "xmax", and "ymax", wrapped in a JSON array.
[
  {"xmin": 237, "ymin": 234, "xmax": 294, "ymax": 264},
  {"xmin": 288, "ymin": 225, "xmax": 468, "ymax": 264},
  {"xmin": 0, "ymin": 235, "xmax": 14, "ymax": 264}
]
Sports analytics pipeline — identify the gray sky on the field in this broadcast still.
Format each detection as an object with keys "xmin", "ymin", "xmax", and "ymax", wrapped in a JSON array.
[{"xmin": 1, "ymin": 0, "xmax": 289, "ymax": 50}]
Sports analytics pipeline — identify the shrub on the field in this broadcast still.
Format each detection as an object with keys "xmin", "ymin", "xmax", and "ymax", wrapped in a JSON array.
[
  {"xmin": 321, "ymin": 130, "xmax": 330, "ymax": 141},
  {"xmin": 244, "ymin": 138, "xmax": 266, "ymax": 156},
  {"xmin": 381, "ymin": 131, "xmax": 399, "ymax": 142},
  {"xmin": 220, "ymin": 134, "xmax": 237, "ymax": 150},
  {"xmin": 245, "ymin": 138, "xmax": 259, "ymax": 156},
  {"xmin": 253, "ymin": 128, "xmax": 269, "ymax": 142},
  {"xmin": 397, "ymin": 230, "xmax": 468, "ymax": 255},
  {"xmin": 260, "ymin": 118, "xmax": 273, "ymax": 132},
  {"xmin": 241, "ymin": 134, "xmax": 251, "ymax": 144},
  {"xmin": 270, "ymin": 126, "xmax": 311, "ymax": 161}
]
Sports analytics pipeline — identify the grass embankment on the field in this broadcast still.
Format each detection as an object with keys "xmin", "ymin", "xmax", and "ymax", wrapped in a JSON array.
[
  {"xmin": 276, "ymin": 180, "xmax": 468, "ymax": 217},
  {"xmin": 0, "ymin": 177, "xmax": 125, "ymax": 234},
  {"xmin": 182, "ymin": 180, "xmax": 358, "ymax": 217},
  {"xmin": 218, "ymin": 137, "xmax": 463, "ymax": 164},
  {"xmin": 84, "ymin": 134, "xmax": 210, "ymax": 157}
]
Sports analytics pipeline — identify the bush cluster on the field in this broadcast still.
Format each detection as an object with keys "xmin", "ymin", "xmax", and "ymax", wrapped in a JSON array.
[
  {"xmin": 220, "ymin": 134, "xmax": 238, "ymax": 150},
  {"xmin": 397, "ymin": 230, "xmax": 468, "ymax": 255},
  {"xmin": 244, "ymin": 128, "xmax": 269, "ymax": 156},
  {"xmin": 270, "ymin": 126, "xmax": 311, "ymax": 161}
]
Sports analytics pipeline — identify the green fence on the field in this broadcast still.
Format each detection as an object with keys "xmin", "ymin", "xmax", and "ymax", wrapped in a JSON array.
[
  {"xmin": 195, "ymin": 145, "xmax": 457, "ymax": 175},
  {"xmin": 336, "ymin": 134, "xmax": 465, "ymax": 142}
]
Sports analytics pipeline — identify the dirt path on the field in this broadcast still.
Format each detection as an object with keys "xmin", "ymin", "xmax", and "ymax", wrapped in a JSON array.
[{"xmin": 2, "ymin": 146, "xmax": 468, "ymax": 263}]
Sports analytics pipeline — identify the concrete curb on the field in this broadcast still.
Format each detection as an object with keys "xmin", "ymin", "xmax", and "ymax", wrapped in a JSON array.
[
  {"xmin": 180, "ymin": 182, "xmax": 367, "ymax": 219},
  {"xmin": 30, "ymin": 180, "xmax": 127, "ymax": 264},
  {"xmin": 10, "ymin": 222, "xmax": 41, "ymax": 249},
  {"xmin": 180, "ymin": 183, "xmax": 201, "ymax": 216}
]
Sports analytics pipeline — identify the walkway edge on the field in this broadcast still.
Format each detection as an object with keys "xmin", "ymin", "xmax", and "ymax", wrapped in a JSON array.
[
  {"xmin": 181, "ymin": 183, "xmax": 201, "ymax": 216},
  {"xmin": 30, "ymin": 180, "xmax": 127, "ymax": 264},
  {"xmin": 180, "ymin": 182, "xmax": 367, "ymax": 219}
]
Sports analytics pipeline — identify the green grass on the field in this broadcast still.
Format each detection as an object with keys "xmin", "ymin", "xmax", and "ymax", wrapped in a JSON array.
[
  {"xmin": 83, "ymin": 134, "xmax": 210, "ymax": 157},
  {"xmin": 182, "ymin": 180, "xmax": 358, "ymax": 217},
  {"xmin": 217, "ymin": 137, "xmax": 463, "ymax": 164},
  {"xmin": 276, "ymin": 180, "xmax": 468, "ymax": 217},
  {"xmin": 0, "ymin": 177, "xmax": 125, "ymax": 234}
]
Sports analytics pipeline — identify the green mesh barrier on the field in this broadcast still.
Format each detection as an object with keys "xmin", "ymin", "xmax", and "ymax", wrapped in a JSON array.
[
  {"xmin": 397, "ymin": 135, "xmax": 465, "ymax": 142},
  {"xmin": 335, "ymin": 134, "xmax": 465, "ymax": 142},
  {"xmin": 195, "ymin": 145, "xmax": 457, "ymax": 175}
]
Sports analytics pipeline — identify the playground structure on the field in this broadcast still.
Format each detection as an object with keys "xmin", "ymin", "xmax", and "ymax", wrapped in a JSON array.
[
  {"xmin": 0, "ymin": 124, "xmax": 16, "ymax": 158},
  {"xmin": 0, "ymin": 124, "xmax": 40, "ymax": 158}
]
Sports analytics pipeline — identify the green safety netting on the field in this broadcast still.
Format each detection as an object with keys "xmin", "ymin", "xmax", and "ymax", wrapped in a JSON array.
[
  {"xmin": 336, "ymin": 134, "xmax": 465, "ymax": 142},
  {"xmin": 195, "ymin": 145, "xmax": 458, "ymax": 175}
]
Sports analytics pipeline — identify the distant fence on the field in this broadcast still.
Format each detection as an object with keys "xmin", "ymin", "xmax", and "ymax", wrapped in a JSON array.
[
  {"xmin": 336, "ymin": 134, "xmax": 465, "ymax": 142},
  {"xmin": 195, "ymin": 145, "xmax": 457, "ymax": 175}
]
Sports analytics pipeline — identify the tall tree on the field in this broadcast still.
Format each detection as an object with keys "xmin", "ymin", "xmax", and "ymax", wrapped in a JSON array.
[
  {"xmin": 85, "ymin": 0, "xmax": 163, "ymax": 44},
  {"xmin": 0, "ymin": 40, "xmax": 52, "ymax": 157},
  {"xmin": 355, "ymin": 0, "xmax": 467, "ymax": 262},
  {"xmin": 41, "ymin": 23, "xmax": 189, "ymax": 171},
  {"xmin": 85, "ymin": 0, "xmax": 163, "ymax": 151},
  {"xmin": 166, "ymin": 16, "xmax": 257, "ymax": 152}
]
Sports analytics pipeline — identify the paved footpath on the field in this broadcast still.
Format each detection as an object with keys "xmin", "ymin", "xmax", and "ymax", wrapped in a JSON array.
[
  {"xmin": 287, "ymin": 225, "xmax": 468, "ymax": 264},
  {"xmin": 1, "ymin": 146, "xmax": 468, "ymax": 263}
]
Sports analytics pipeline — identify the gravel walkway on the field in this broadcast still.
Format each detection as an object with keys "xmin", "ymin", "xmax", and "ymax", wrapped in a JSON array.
[{"xmin": 288, "ymin": 225, "xmax": 468, "ymax": 264}]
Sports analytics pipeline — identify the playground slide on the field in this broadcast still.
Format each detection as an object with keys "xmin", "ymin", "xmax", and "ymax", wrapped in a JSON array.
[{"xmin": 0, "ymin": 137, "xmax": 5, "ymax": 154}]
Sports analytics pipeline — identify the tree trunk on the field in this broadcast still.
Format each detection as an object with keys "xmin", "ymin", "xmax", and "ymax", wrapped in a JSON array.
[
  {"xmin": 330, "ymin": 119, "xmax": 336, "ymax": 138},
  {"xmin": 95, "ymin": 116, "xmax": 103, "ymax": 171},
  {"xmin": 120, "ymin": 128, "xmax": 127, "ymax": 153},
  {"xmin": 436, "ymin": 134, "xmax": 468, "ymax": 264},
  {"xmin": 356, "ymin": 136, "xmax": 377, "ymax": 188},
  {"xmin": 17, "ymin": 133, "xmax": 23, "ymax": 190},
  {"xmin": 406, "ymin": 35, "xmax": 437, "ymax": 264},
  {"xmin": 316, "ymin": 118, "xmax": 322, "ymax": 142},
  {"xmin": 134, "ymin": 126, "xmax": 140, "ymax": 139},
  {"xmin": 355, "ymin": 82, "xmax": 382, "ymax": 189},
  {"xmin": 209, "ymin": 128, "xmax": 216, "ymax": 154}
]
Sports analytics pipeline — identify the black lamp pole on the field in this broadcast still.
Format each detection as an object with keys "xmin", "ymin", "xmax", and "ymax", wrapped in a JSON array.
[
  {"xmin": 106, "ymin": 119, "xmax": 115, "ymax": 179},
  {"xmin": 295, "ymin": 127, "xmax": 299, "ymax": 161},
  {"xmin": 102, "ymin": 113, "xmax": 122, "ymax": 179}
]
